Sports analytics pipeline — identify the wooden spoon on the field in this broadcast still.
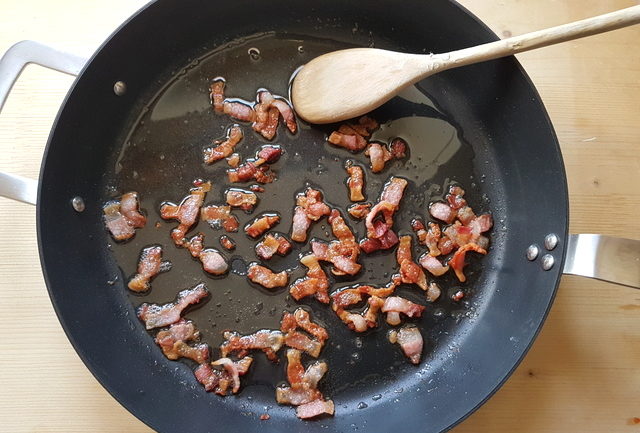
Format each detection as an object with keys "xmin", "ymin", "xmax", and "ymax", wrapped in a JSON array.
[{"xmin": 291, "ymin": 5, "xmax": 640, "ymax": 124}]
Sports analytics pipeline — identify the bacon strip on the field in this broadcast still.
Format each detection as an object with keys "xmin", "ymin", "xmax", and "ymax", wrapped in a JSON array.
[
  {"xmin": 220, "ymin": 329, "xmax": 284, "ymax": 361},
  {"xmin": 204, "ymin": 125, "xmax": 243, "ymax": 164},
  {"xmin": 289, "ymin": 254, "xmax": 330, "ymax": 304},
  {"xmin": 290, "ymin": 187, "xmax": 331, "ymax": 242},
  {"xmin": 419, "ymin": 253, "xmax": 449, "ymax": 277},
  {"xmin": 210, "ymin": 78, "xmax": 225, "ymax": 113},
  {"xmin": 155, "ymin": 320, "xmax": 209, "ymax": 363},
  {"xmin": 219, "ymin": 235, "xmax": 236, "ymax": 251},
  {"xmin": 128, "ymin": 245, "xmax": 170, "ymax": 292},
  {"xmin": 201, "ymin": 205, "xmax": 239, "ymax": 233},
  {"xmin": 389, "ymin": 327, "xmax": 423, "ymax": 365},
  {"xmin": 396, "ymin": 235, "xmax": 428, "ymax": 290},
  {"xmin": 276, "ymin": 349, "xmax": 334, "ymax": 419},
  {"xmin": 195, "ymin": 356, "xmax": 253, "ymax": 395},
  {"xmin": 227, "ymin": 145, "xmax": 282, "ymax": 184},
  {"xmin": 137, "ymin": 284, "xmax": 209, "ymax": 330},
  {"xmin": 245, "ymin": 214, "xmax": 280, "ymax": 238},
  {"xmin": 255, "ymin": 233, "xmax": 292, "ymax": 260},
  {"xmin": 225, "ymin": 188, "xmax": 258, "ymax": 212},
  {"xmin": 345, "ymin": 161, "xmax": 365, "ymax": 201},
  {"xmin": 360, "ymin": 177, "xmax": 408, "ymax": 253},
  {"xmin": 160, "ymin": 181, "xmax": 210, "ymax": 245},
  {"xmin": 347, "ymin": 202, "xmax": 371, "ymax": 219},
  {"xmin": 326, "ymin": 116, "xmax": 378, "ymax": 152},
  {"xmin": 223, "ymin": 100, "xmax": 256, "ymax": 122},
  {"xmin": 311, "ymin": 209, "xmax": 361, "ymax": 275},
  {"xmin": 247, "ymin": 263, "xmax": 289, "ymax": 289},
  {"xmin": 449, "ymin": 243, "xmax": 487, "ymax": 282},
  {"xmin": 281, "ymin": 308, "xmax": 328, "ymax": 357},
  {"xmin": 103, "ymin": 192, "xmax": 146, "ymax": 241},
  {"xmin": 382, "ymin": 296, "xmax": 425, "ymax": 325}
]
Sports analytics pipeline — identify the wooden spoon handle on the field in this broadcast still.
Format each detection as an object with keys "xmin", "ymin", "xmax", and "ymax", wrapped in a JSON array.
[{"xmin": 433, "ymin": 5, "xmax": 640, "ymax": 71}]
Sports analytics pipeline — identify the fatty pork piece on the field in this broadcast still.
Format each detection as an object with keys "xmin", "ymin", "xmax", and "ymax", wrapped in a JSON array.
[
  {"xmin": 276, "ymin": 349, "xmax": 334, "ymax": 419},
  {"xmin": 347, "ymin": 202, "xmax": 372, "ymax": 219},
  {"xmin": 253, "ymin": 89, "xmax": 298, "ymax": 139},
  {"xmin": 219, "ymin": 235, "xmax": 236, "ymax": 251},
  {"xmin": 311, "ymin": 209, "xmax": 361, "ymax": 276},
  {"xmin": 203, "ymin": 125, "xmax": 243, "ymax": 164},
  {"xmin": 255, "ymin": 233, "xmax": 292, "ymax": 260},
  {"xmin": 225, "ymin": 188, "xmax": 258, "ymax": 212},
  {"xmin": 245, "ymin": 213, "xmax": 280, "ymax": 238},
  {"xmin": 388, "ymin": 326, "xmax": 423, "ymax": 365},
  {"xmin": 326, "ymin": 116, "xmax": 379, "ymax": 152},
  {"xmin": 381, "ymin": 296, "xmax": 426, "ymax": 326},
  {"xmin": 183, "ymin": 233, "xmax": 228, "ymax": 275},
  {"xmin": 247, "ymin": 263, "xmax": 289, "ymax": 289},
  {"xmin": 290, "ymin": 187, "xmax": 331, "ymax": 242},
  {"xmin": 220, "ymin": 329, "xmax": 284, "ymax": 362},
  {"xmin": 396, "ymin": 235, "xmax": 428, "ymax": 291},
  {"xmin": 289, "ymin": 254, "xmax": 330, "ymax": 304},
  {"xmin": 227, "ymin": 145, "xmax": 282, "ymax": 184},
  {"xmin": 128, "ymin": 245, "xmax": 171, "ymax": 293},
  {"xmin": 209, "ymin": 77, "xmax": 225, "ymax": 113},
  {"xmin": 103, "ymin": 191, "xmax": 146, "ymax": 241},
  {"xmin": 155, "ymin": 319, "xmax": 209, "ymax": 364},
  {"xmin": 195, "ymin": 356, "xmax": 253, "ymax": 395},
  {"xmin": 360, "ymin": 176, "xmax": 408, "ymax": 253},
  {"xmin": 137, "ymin": 284, "xmax": 209, "ymax": 330},
  {"xmin": 364, "ymin": 137, "xmax": 407, "ymax": 173},
  {"xmin": 160, "ymin": 180, "xmax": 211, "ymax": 245},
  {"xmin": 281, "ymin": 308, "xmax": 329, "ymax": 358},
  {"xmin": 345, "ymin": 160, "xmax": 365, "ymax": 201},
  {"xmin": 201, "ymin": 204, "xmax": 239, "ymax": 233},
  {"xmin": 412, "ymin": 219, "xmax": 443, "ymax": 257}
]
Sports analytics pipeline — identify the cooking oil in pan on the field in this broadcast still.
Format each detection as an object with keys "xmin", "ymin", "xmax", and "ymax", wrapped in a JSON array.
[{"xmin": 108, "ymin": 33, "xmax": 488, "ymax": 404}]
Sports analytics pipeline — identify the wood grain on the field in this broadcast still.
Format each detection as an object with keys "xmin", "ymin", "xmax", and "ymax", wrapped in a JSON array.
[{"xmin": 0, "ymin": 1, "xmax": 638, "ymax": 432}]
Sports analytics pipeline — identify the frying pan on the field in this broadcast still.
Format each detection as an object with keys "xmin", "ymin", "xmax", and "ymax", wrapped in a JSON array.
[{"xmin": 0, "ymin": 1, "xmax": 638, "ymax": 432}]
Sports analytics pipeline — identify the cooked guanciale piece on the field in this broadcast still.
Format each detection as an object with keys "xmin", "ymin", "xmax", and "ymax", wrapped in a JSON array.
[
  {"xmin": 289, "ymin": 254, "xmax": 330, "ymax": 304},
  {"xmin": 103, "ymin": 191, "xmax": 146, "ymax": 241},
  {"xmin": 311, "ymin": 209, "xmax": 361, "ymax": 276},
  {"xmin": 245, "ymin": 213, "xmax": 280, "ymax": 238},
  {"xmin": 227, "ymin": 145, "xmax": 282, "ymax": 184},
  {"xmin": 195, "ymin": 356, "xmax": 253, "ymax": 395},
  {"xmin": 247, "ymin": 263, "xmax": 289, "ymax": 289},
  {"xmin": 347, "ymin": 202, "xmax": 371, "ymax": 219},
  {"xmin": 219, "ymin": 235, "xmax": 236, "ymax": 251},
  {"xmin": 255, "ymin": 233, "xmax": 292, "ymax": 260},
  {"xmin": 220, "ymin": 329, "xmax": 284, "ymax": 361},
  {"xmin": 381, "ymin": 296, "xmax": 426, "ymax": 326},
  {"xmin": 281, "ymin": 308, "xmax": 328, "ymax": 357},
  {"xmin": 200, "ymin": 249, "xmax": 229, "ymax": 275},
  {"xmin": 396, "ymin": 235, "xmax": 428, "ymax": 291},
  {"xmin": 209, "ymin": 78, "xmax": 225, "ymax": 113},
  {"xmin": 225, "ymin": 188, "xmax": 258, "ymax": 212},
  {"xmin": 137, "ymin": 284, "xmax": 209, "ymax": 330},
  {"xmin": 326, "ymin": 116, "xmax": 379, "ymax": 152},
  {"xmin": 389, "ymin": 326, "xmax": 423, "ymax": 365},
  {"xmin": 290, "ymin": 187, "xmax": 331, "ymax": 242},
  {"xmin": 365, "ymin": 137, "xmax": 407, "ymax": 173},
  {"xmin": 449, "ymin": 243, "xmax": 487, "ymax": 282},
  {"xmin": 128, "ymin": 245, "xmax": 171, "ymax": 292},
  {"xmin": 155, "ymin": 319, "xmax": 209, "ymax": 363},
  {"xmin": 201, "ymin": 204, "xmax": 239, "ymax": 233},
  {"xmin": 160, "ymin": 180, "xmax": 211, "ymax": 245},
  {"xmin": 276, "ymin": 349, "xmax": 334, "ymax": 419},
  {"xmin": 345, "ymin": 161, "xmax": 365, "ymax": 201},
  {"xmin": 204, "ymin": 125, "xmax": 243, "ymax": 164},
  {"xmin": 419, "ymin": 253, "xmax": 449, "ymax": 277},
  {"xmin": 360, "ymin": 176, "xmax": 408, "ymax": 253}
]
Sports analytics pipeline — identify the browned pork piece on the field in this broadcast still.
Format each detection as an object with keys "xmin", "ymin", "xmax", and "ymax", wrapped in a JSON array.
[
  {"xmin": 311, "ymin": 209, "xmax": 361, "ymax": 276},
  {"xmin": 276, "ymin": 349, "xmax": 334, "ymax": 419},
  {"xmin": 247, "ymin": 263, "xmax": 289, "ymax": 289},
  {"xmin": 360, "ymin": 176, "xmax": 408, "ymax": 253},
  {"xmin": 289, "ymin": 254, "xmax": 330, "ymax": 304},
  {"xmin": 290, "ymin": 187, "xmax": 331, "ymax": 242},
  {"xmin": 326, "ymin": 116, "xmax": 379, "ymax": 152},
  {"xmin": 103, "ymin": 191, "xmax": 146, "ymax": 241},
  {"xmin": 245, "ymin": 213, "xmax": 280, "ymax": 238},
  {"xmin": 155, "ymin": 319, "xmax": 209, "ymax": 363},
  {"xmin": 128, "ymin": 245, "xmax": 171, "ymax": 292},
  {"xmin": 255, "ymin": 233, "xmax": 292, "ymax": 260},
  {"xmin": 225, "ymin": 188, "xmax": 258, "ymax": 212},
  {"xmin": 381, "ymin": 296, "xmax": 426, "ymax": 326},
  {"xmin": 160, "ymin": 180, "xmax": 210, "ymax": 246},
  {"xmin": 220, "ymin": 329, "xmax": 284, "ymax": 362},
  {"xmin": 345, "ymin": 160, "xmax": 365, "ymax": 201},
  {"xmin": 281, "ymin": 308, "xmax": 328, "ymax": 358},
  {"xmin": 194, "ymin": 356, "xmax": 253, "ymax": 395},
  {"xmin": 203, "ymin": 125, "xmax": 243, "ymax": 164},
  {"xmin": 396, "ymin": 235, "xmax": 428, "ymax": 291},
  {"xmin": 137, "ymin": 284, "xmax": 209, "ymax": 330},
  {"xmin": 364, "ymin": 137, "xmax": 407, "ymax": 173},
  {"xmin": 201, "ymin": 205, "xmax": 239, "ymax": 233},
  {"xmin": 389, "ymin": 326, "xmax": 423, "ymax": 365}
]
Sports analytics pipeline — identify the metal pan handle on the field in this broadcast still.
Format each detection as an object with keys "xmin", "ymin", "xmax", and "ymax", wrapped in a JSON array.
[
  {"xmin": 564, "ymin": 234, "xmax": 640, "ymax": 289},
  {"xmin": 0, "ymin": 40, "xmax": 87, "ymax": 205}
]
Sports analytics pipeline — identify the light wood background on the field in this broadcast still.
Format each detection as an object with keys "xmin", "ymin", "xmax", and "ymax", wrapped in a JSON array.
[{"xmin": 0, "ymin": 1, "xmax": 638, "ymax": 432}]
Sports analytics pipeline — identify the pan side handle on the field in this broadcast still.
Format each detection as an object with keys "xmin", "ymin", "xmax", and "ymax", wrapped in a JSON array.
[
  {"xmin": 0, "ymin": 40, "xmax": 88, "ymax": 205},
  {"xmin": 564, "ymin": 234, "xmax": 640, "ymax": 289}
]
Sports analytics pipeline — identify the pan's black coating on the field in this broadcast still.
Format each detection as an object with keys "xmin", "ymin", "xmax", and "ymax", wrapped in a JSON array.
[{"xmin": 36, "ymin": 0, "xmax": 568, "ymax": 432}]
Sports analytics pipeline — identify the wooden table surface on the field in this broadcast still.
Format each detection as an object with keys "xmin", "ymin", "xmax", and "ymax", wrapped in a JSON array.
[{"xmin": 0, "ymin": 0, "xmax": 638, "ymax": 431}]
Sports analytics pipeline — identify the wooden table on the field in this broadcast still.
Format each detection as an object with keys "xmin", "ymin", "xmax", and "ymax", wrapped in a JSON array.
[{"xmin": 0, "ymin": 1, "xmax": 638, "ymax": 431}]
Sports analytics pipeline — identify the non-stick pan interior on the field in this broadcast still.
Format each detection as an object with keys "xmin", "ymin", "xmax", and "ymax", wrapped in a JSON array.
[{"xmin": 37, "ymin": 1, "xmax": 568, "ymax": 432}]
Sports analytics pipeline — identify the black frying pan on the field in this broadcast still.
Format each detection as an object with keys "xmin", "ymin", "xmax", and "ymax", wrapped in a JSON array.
[{"xmin": 5, "ymin": 0, "xmax": 574, "ymax": 432}]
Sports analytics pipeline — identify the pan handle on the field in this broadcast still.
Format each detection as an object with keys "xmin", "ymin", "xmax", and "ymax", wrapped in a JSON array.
[
  {"xmin": 0, "ymin": 40, "xmax": 87, "ymax": 205},
  {"xmin": 563, "ymin": 234, "xmax": 640, "ymax": 289}
]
